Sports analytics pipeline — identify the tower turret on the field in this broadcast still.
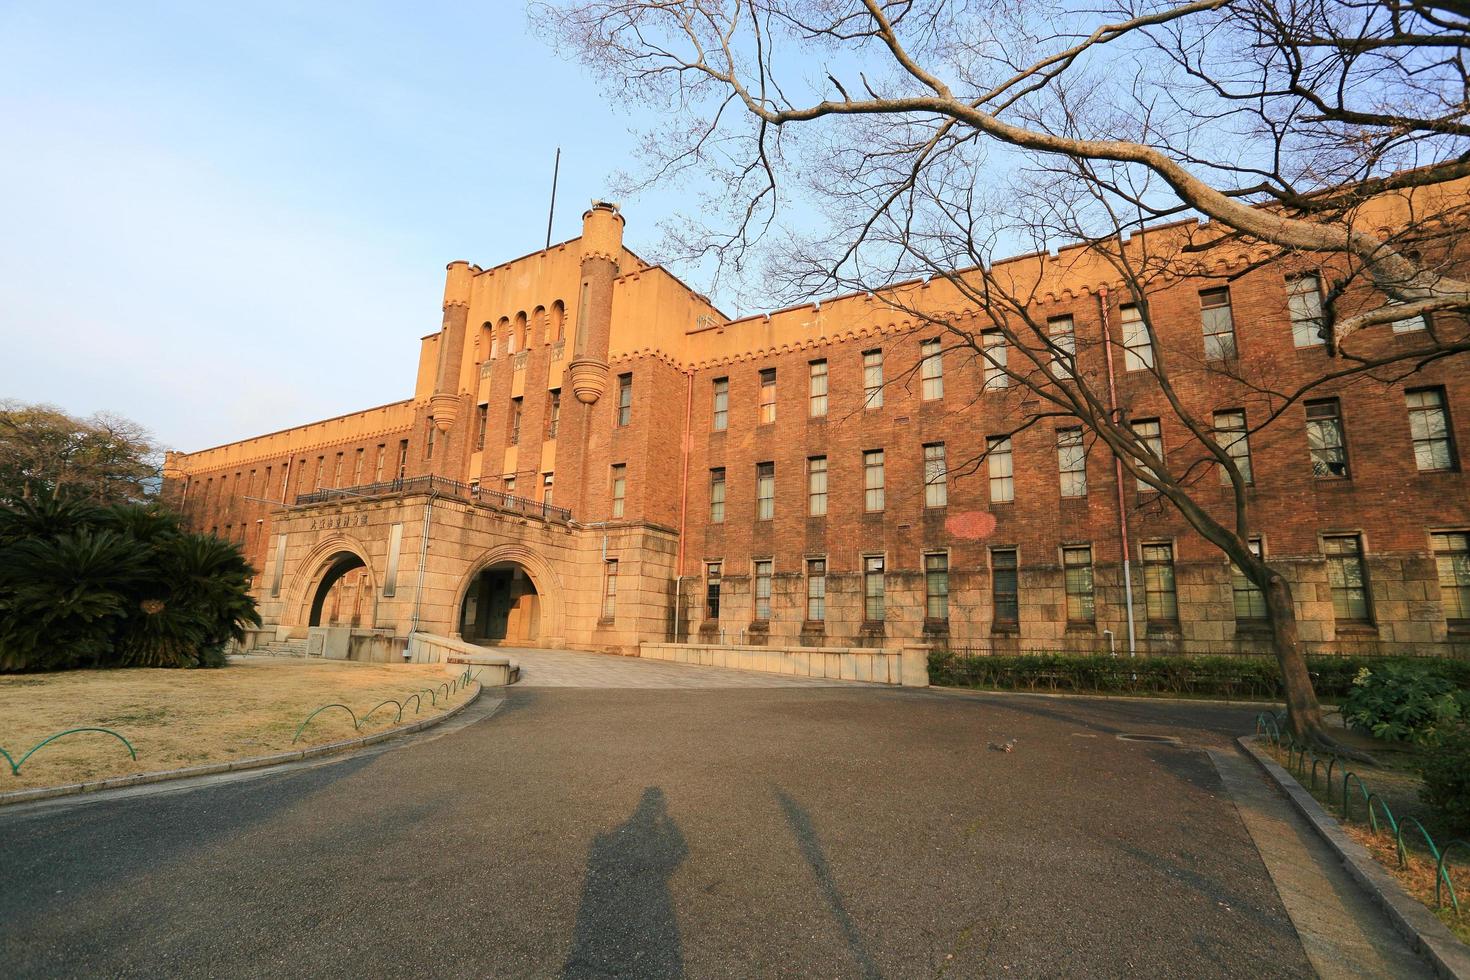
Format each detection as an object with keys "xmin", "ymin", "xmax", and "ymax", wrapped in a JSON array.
[
  {"xmin": 430, "ymin": 259, "xmax": 473, "ymax": 432},
  {"xmin": 567, "ymin": 201, "xmax": 624, "ymax": 404}
]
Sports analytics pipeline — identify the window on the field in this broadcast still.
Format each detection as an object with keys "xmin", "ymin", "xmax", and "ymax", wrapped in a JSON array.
[
  {"xmin": 925, "ymin": 553, "xmax": 950, "ymax": 622},
  {"xmin": 705, "ymin": 561, "xmax": 722, "ymax": 620},
  {"xmin": 1288, "ymin": 275, "xmax": 1325, "ymax": 348},
  {"xmin": 1142, "ymin": 543, "xmax": 1178, "ymax": 625},
  {"xmin": 1431, "ymin": 532, "xmax": 1470, "ymax": 626},
  {"xmin": 616, "ymin": 373, "xmax": 632, "ymax": 426},
  {"xmin": 1232, "ymin": 538, "xmax": 1267, "ymax": 624},
  {"xmin": 1057, "ymin": 428, "xmax": 1087, "ymax": 498},
  {"xmin": 503, "ymin": 474, "xmax": 516, "ymax": 495},
  {"xmin": 806, "ymin": 558, "xmax": 826, "ymax": 622},
  {"xmin": 1195, "ymin": 287, "xmax": 1235, "ymax": 360},
  {"xmin": 863, "ymin": 450, "xmax": 885, "ymax": 512},
  {"xmin": 332, "ymin": 452, "xmax": 343, "ymax": 486},
  {"xmin": 924, "ymin": 443, "xmax": 948, "ymax": 508},
  {"xmin": 1132, "ymin": 419, "xmax": 1163, "ymax": 490},
  {"xmin": 1324, "ymin": 535, "xmax": 1372, "ymax": 624},
  {"xmin": 601, "ymin": 560, "xmax": 618, "ymax": 621},
  {"xmin": 1306, "ymin": 399, "xmax": 1349, "ymax": 478},
  {"xmin": 712, "ymin": 378, "xmax": 729, "ymax": 431},
  {"xmin": 992, "ymin": 549, "xmax": 1019, "ymax": 629},
  {"xmin": 1063, "ymin": 546, "xmax": 1095, "ymax": 624},
  {"xmin": 982, "ymin": 330, "xmax": 1007, "ymax": 389},
  {"xmin": 397, "ymin": 440, "xmax": 409, "ymax": 479},
  {"xmin": 863, "ymin": 350, "xmax": 883, "ymax": 409},
  {"xmin": 988, "ymin": 436, "xmax": 1014, "ymax": 503},
  {"xmin": 425, "ymin": 421, "xmax": 435, "ymax": 459},
  {"xmin": 921, "ymin": 339, "xmax": 944, "ymax": 400},
  {"xmin": 753, "ymin": 560, "xmax": 773, "ymax": 621},
  {"xmin": 709, "ymin": 468, "xmax": 726, "ymax": 523},
  {"xmin": 610, "ymin": 463, "xmax": 626, "ymax": 518},
  {"xmin": 509, "ymin": 397, "xmax": 523, "ymax": 446},
  {"xmin": 374, "ymin": 445, "xmax": 385, "ymax": 482},
  {"xmin": 863, "ymin": 555, "xmax": 885, "ymax": 622},
  {"xmin": 547, "ymin": 389, "xmax": 560, "ymax": 439},
  {"xmin": 542, "ymin": 472, "xmax": 554, "ymax": 507},
  {"xmin": 807, "ymin": 456, "xmax": 828, "ymax": 517},
  {"xmin": 756, "ymin": 462, "xmax": 775, "ymax": 520},
  {"xmin": 1407, "ymin": 388, "xmax": 1455, "ymax": 471},
  {"xmin": 1120, "ymin": 304, "xmax": 1154, "ymax": 371},
  {"xmin": 1049, "ymin": 315, "xmax": 1076, "ymax": 379},
  {"xmin": 1392, "ymin": 308, "xmax": 1428, "ymax": 333},
  {"xmin": 352, "ymin": 450, "xmax": 364, "ymax": 485},
  {"xmin": 809, "ymin": 360, "xmax": 828, "ymax": 417},
  {"xmin": 758, "ymin": 368, "xmax": 777, "ymax": 424},
  {"xmin": 475, "ymin": 404, "xmax": 488, "ymax": 451},
  {"xmin": 1214, "ymin": 410, "xmax": 1252, "ymax": 485}
]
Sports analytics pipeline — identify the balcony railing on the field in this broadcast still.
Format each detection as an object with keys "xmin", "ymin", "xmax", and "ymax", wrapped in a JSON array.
[{"xmin": 295, "ymin": 475, "xmax": 571, "ymax": 523}]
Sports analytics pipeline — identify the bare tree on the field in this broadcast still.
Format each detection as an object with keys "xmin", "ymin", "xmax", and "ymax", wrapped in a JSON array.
[
  {"xmin": 540, "ymin": 0, "xmax": 1470, "ymax": 745},
  {"xmin": 0, "ymin": 401, "xmax": 162, "ymax": 506}
]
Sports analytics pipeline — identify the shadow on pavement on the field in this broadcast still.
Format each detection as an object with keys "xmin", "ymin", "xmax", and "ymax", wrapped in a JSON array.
[{"xmin": 563, "ymin": 786, "xmax": 688, "ymax": 979}]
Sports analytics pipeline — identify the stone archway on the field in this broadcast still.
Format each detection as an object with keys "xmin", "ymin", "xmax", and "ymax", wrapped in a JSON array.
[
  {"xmin": 452, "ymin": 546, "xmax": 564, "ymax": 647},
  {"xmin": 289, "ymin": 536, "xmax": 378, "ymax": 631}
]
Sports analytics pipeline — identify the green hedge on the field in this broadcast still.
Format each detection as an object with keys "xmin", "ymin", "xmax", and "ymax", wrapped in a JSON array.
[{"xmin": 928, "ymin": 651, "xmax": 1470, "ymax": 701}]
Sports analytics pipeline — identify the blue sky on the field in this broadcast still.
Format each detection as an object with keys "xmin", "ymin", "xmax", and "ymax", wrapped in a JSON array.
[{"xmin": 0, "ymin": 2, "xmax": 695, "ymax": 450}]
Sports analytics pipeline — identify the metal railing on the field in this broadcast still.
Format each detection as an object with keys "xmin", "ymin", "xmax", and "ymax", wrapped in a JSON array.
[
  {"xmin": 295, "ymin": 475, "xmax": 571, "ymax": 522},
  {"xmin": 938, "ymin": 636, "xmax": 1470, "ymax": 660}
]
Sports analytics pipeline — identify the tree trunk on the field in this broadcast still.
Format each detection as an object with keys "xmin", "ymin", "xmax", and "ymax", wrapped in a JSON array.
[{"xmin": 1264, "ymin": 573, "xmax": 1326, "ymax": 740}]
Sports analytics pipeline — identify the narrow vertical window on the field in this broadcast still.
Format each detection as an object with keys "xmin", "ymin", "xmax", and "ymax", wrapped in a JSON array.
[
  {"xmin": 1431, "ymin": 532, "xmax": 1470, "ymax": 627},
  {"xmin": 921, "ymin": 339, "xmax": 944, "ymax": 400},
  {"xmin": 863, "ymin": 349, "xmax": 883, "ymax": 409},
  {"xmin": 547, "ymin": 389, "xmax": 561, "ymax": 439},
  {"xmin": 1214, "ymin": 410, "xmax": 1252, "ymax": 485},
  {"xmin": 542, "ymin": 472, "xmax": 554, "ymax": 507},
  {"xmin": 988, "ymin": 436, "xmax": 1014, "ymax": 503},
  {"xmin": 601, "ymin": 560, "xmax": 618, "ymax": 621},
  {"xmin": 756, "ymin": 462, "xmax": 775, "ymax": 520},
  {"xmin": 712, "ymin": 378, "xmax": 729, "ymax": 431},
  {"xmin": 863, "ymin": 449, "xmax": 885, "ymax": 512},
  {"xmin": 1142, "ymin": 543, "xmax": 1179, "ymax": 625},
  {"xmin": 1407, "ymin": 388, "xmax": 1456, "ymax": 471},
  {"xmin": 397, "ymin": 440, "xmax": 409, "ymax": 479},
  {"xmin": 374, "ymin": 444, "xmax": 386, "ymax": 482},
  {"xmin": 1288, "ymin": 274, "xmax": 1325, "ymax": 348},
  {"xmin": 863, "ymin": 555, "xmax": 885, "ymax": 622},
  {"xmin": 809, "ymin": 360, "xmax": 828, "ymax": 418},
  {"xmin": 425, "ymin": 419, "xmax": 435, "ymax": 459},
  {"xmin": 616, "ymin": 373, "xmax": 632, "ymax": 427},
  {"xmin": 758, "ymin": 368, "xmax": 777, "ymax": 424},
  {"xmin": 982, "ymin": 330, "xmax": 1007, "ymax": 389},
  {"xmin": 807, "ymin": 456, "xmax": 828, "ymax": 517},
  {"xmin": 610, "ymin": 463, "xmax": 626, "ymax": 519},
  {"xmin": 1306, "ymin": 399, "xmax": 1349, "ymax": 478},
  {"xmin": 753, "ymin": 560, "xmax": 774, "ymax": 621},
  {"xmin": 924, "ymin": 443, "xmax": 948, "ymax": 508},
  {"xmin": 333, "ymin": 453, "xmax": 343, "ymax": 486},
  {"xmin": 1132, "ymin": 419, "xmax": 1163, "ymax": 490},
  {"xmin": 925, "ymin": 553, "xmax": 950, "ymax": 622},
  {"xmin": 806, "ymin": 558, "xmax": 826, "ymax": 622},
  {"xmin": 1200, "ymin": 287, "xmax": 1237, "ymax": 360},
  {"xmin": 705, "ymin": 561, "xmax": 722, "ymax": 620},
  {"xmin": 709, "ymin": 468, "xmax": 726, "ymax": 523},
  {"xmin": 509, "ymin": 397, "xmax": 523, "ymax": 446},
  {"xmin": 475, "ymin": 404, "xmax": 488, "ymax": 451},
  {"xmin": 1049, "ymin": 315, "xmax": 1076, "ymax": 379},
  {"xmin": 1063, "ymin": 546, "xmax": 1095, "ymax": 625},
  {"xmin": 1324, "ymin": 535, "xmax": 1372, "ymax": 624},
  {"xmin": 1120, "ymin": 304, "xmax": 1154, "ymax": 371},
  {"xmin": 1232, "ymin": 538, "xmax": 1267, "ymax": 625},
  {"xmin": 991, "ymin": 549, "xmax": 1019, "ymax": 629},
  {"xmin": 1057, "ymin": 428, "xmax": 1087, "ymax": 497},
  {"xmin": 503, "ymin": 474, "xmax": 516, "ymax": 495},
  {"xmin": 352, "ymin": 450, "xmax": 364, "ymax": 485}
]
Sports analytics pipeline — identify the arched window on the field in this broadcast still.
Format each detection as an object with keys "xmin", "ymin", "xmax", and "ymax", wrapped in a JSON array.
[
  {"xmin": 550, "ymin": 301, "xmax": 565, "ymax": 342},
  {"xmin": 513, "ymin": 312, "xmax": 528, "ymax": 353},
  {"xmin": 532, "ymin": 306, "xmax": 547, "ymax": 347},
  {"xmin": 480, "ymin": 321, "xmax": 495, "ymax": 360},
  {"xmin": 497, "ymin": 317, "xmax": 511, "ymax": 356}
]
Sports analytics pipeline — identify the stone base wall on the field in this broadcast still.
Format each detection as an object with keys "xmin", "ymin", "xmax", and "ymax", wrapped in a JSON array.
[{"xmin": 640, "ymin": 642, "xmax": 927, "ymax": 686}]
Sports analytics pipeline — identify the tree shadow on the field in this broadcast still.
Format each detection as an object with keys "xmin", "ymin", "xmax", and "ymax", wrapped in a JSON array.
[{"xmin": 563, "ymin": 786, "xmax": 688, "ymax": 979}]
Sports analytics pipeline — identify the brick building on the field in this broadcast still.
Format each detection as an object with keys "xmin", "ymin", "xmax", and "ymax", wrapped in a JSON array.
[{"xmin": 164, "ymin": 193, "xmax": 1470, "ymax": 659}]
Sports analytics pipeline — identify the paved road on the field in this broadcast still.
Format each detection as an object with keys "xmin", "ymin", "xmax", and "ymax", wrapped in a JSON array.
[
  {"xmin": 0, "ymin": 654, "xmax": 1354, "ymax": 977},
  {"xmin": 507, "ymin": 646, "xmax": 852, "ymax": 688}
]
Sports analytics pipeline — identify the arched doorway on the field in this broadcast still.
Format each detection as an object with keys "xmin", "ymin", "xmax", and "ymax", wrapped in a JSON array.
[
  {"xmin": 460, "ymin": 561, "xmax": 540, "ymax": 644},
  {"xmin": 309, "ymin": 551, "xmax": 369, "ymax": 628}
]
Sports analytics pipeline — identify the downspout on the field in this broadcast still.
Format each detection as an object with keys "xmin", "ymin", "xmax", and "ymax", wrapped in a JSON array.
[
  {"xmin": 1099, "ymin": 286, "xmax": 1137, "ymax": 658},
  {"xmin": 409, "ymin": 489, "xmax": 438, "ymax": 638},
  {"xmin": 673, "ymin": 368, "xmax": 695, "ymax": 643}
]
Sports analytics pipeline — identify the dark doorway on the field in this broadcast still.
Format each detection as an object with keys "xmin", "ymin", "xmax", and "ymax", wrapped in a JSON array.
[
  {"xmin": 308, "ymin": 552, "xmax": 368, "ymax": 627},
  {"xmin": 460, "ymin": 562, "xmax": 540, "ymax": 643}
]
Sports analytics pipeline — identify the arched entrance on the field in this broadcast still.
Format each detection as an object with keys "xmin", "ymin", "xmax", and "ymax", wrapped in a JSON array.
[
  {"xmin": 460, "ymin": 561, "xmax": 541, "ymax": 644},
  {"xmin": 309, "ymin": 551, "xmax": 369, "ymax": 628}
]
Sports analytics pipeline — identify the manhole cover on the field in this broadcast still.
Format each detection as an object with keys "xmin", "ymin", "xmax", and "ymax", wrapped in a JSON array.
[{"xmin": 1116, "ymin": 733, "xmax": 1182, "ymax": 744}]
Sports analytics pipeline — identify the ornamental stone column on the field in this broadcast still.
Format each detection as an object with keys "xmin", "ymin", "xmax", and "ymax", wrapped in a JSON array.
[{"xmin": 428, "ymin": 260, "xmax": 473, "ymax": 477}]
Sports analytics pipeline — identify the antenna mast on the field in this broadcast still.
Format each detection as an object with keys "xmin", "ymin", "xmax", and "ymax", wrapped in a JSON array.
[{"xmin": 545, "ymin": 147, "xmax": 561, "ymax": 250}]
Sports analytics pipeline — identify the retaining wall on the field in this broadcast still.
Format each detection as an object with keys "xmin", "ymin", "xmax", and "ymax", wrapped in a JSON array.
[{"xmin": 640, "ymin": 642, "xmax": 928, "ymax": 686}]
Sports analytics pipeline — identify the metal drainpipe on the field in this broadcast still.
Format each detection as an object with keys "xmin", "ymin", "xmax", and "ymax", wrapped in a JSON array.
[
  {"xmin": 673, "ymin": 368, "xmax": 695, "ymax": 643},
  {"xmin": 409, "ymin": 490, "xmax": 438, "ymax": 638},
  {"xmin": 1099, "ymin": 286, "xmax": 1138, "ymax": 658}
]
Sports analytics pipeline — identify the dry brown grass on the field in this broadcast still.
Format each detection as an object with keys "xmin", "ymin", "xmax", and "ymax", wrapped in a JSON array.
[
  {"xmin": 0, "ymin": 657, "xmax": 473, "ymax": 791},
  {"xmin": 1346, "ymin": 825, "xmax": 1470, "ymax": 944}
]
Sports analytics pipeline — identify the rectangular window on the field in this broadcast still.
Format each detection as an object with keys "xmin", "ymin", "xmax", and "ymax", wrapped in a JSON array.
[
  {"xmin": 992, "ymin": 549, "xmax": 1019, "ymax": 628},
  {"xmin": 924, "ymin": 443, "xmax": 948, "ymax": 508},
  {"xmin": 753, "ymin": 559, "xmax": 773, "ymax": 621},
  {"xmin": 806, "ymin": 558, "xmax": 827, "ymax": 622},
  {"xmin": 1120, "ymin": 304, "xmax": 1154, "ymax": 371},
  {"xmin": 1214, "ymin": 410, "xmax": 1253, "ymax": 485},
  {"xmin": 1392, "ymin": 307, "xmax": 1428, "ymax": 333},
  {"xmin": 1289, "ymin": 275, "xmax": 1325, "ymax": 348},
  {"xmin": 475, "ymin": 404, "xmax": 488, "ymax": 451},
  {"xmin": 988, "ymin": 436, "xmax": 1014, "ymax": 503},
  {"xmin": 925, "ymin": 553, "xmax": 950, "ymax": 621},
  {"xmin": 1142, "ymin": 543, "xmax": 1178, "ymax": 624},
  {"xmin": 1200, "ymin": 287, "xmax": 1237, "ymax": 360},
  {"xmin": 616, "ymin": 373, "xmax": 632, "ymax": 427},
  {"xmin": 1306, "ymin": 399, "xmax": 1349, "ymax": 478},
  {"xmin": 982, "ymin": 329, "xmax": 1007, "ymax": 389},
  {"xmin": 756, "ymin": 462, "xmax": 775, "ymax": 520},
  {"xmin": 601, "ymin": 560, "xmax": 618, "ymax": 621},
  {"xmin": 503, "ymin": 474, "xmax": 516, "ymax": 495},
  {"xmin": 712, "ymin": 378, "xmax": 729, "ymax": 431},
  {"xmin": 705, "ymin": 561, "xmax": 722, "ymax": 620},
  {"xmin": 542, "ymin": 472, "xmax": 554, "ymax": 507},
  {"xmin": 351, "ymin": 450, "xmax": 363, "ymax": 485},
  {"xmin": 1132, "ymin": 419, "xmax": 1163, "ymax": 490},
  {"xmin": 547, "ymin": 389, "xmax": 561, "ymax": 439},
  {"xmin": 921, "ymin": 338, "xmax": 944, "ymax": 400},
  {"xmin": 397, "ymin": 440, "xmax": 409, "ymax": 479},
  {"xmin": 1049, "ymin": 315, "xmax": 1076, "ymax": 379},
  {"xmin": 425, "ymin": 419, "xmax": 435, "ymax": 459},
  {"xmin": 1431, "ymin": 532, "xmax": 1470, "ymax": 626},
  {"xmin": 374, "ymin": 444, "xmax": 385, "ymax": 482},
  {"xmin": 709, "ymin": 468, "xmax": 726, "ymax": 523},
  {"xmin": 1407, "ymin": 388, "xmax": 1456, "ymax": 471},
  {"xmin": 1324, "ymin": 535, "xmax": 1372, "ymax": 624},
  {"xmin": 1232, "ymin": 538, "xmax": 1267, "ymax": 624},
  {"xmin": 509, "ymin": 397, "xmax": 523, "ymax": 446},
  {"xmin": 807, "ymin": 456, "xmax": 828, "ymax": 517},
  {"xmin": 610, "ymin": 463, "xmax": 626, "ymax": 519},
  {"xmin": 758, "ymin": 368, "xmax": 777, "ymax": 424},
  {"xmin": 314, "ymin": 456, "xmax": 325, "ymax": 487},
  {"xmin": 809, "ymin": 360, "xmax": 828, "ymax": 418},
  {"xmin": 1063, "ymin": 546, "xmax": 1095, "ymax": 624},
  {"xmin": 864, "ymin": 555, "xmax": 885, "ymax": 622},
  {"xmin": 863, "ymin": 350, "xmax": 883, "ymax": 409},
  {"xmin": 1057, "ymin": 428, "xmax": 1087, "ymax": 498},
  {"xmin": 333, "ymin": 452, "xmax": 343, "ymax": 487},
  {"xmin": 863, "ymin": 449, "xmax": 885, "ymax": 512}
]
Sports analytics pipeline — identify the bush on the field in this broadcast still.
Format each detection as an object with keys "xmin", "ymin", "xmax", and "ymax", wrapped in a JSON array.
[
  {"xmin": 1340, "ymin": 662, "xmax": 1470, "ymax": 745},
  {"xmin": 1420, "ymin": 724, "xmax": 1470, "ymax": 835}
]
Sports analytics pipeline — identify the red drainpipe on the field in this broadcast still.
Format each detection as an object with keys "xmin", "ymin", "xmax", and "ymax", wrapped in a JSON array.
[
  {"xmin": 1099, "ymin": 285, "xmax": 1137, "ymax": 657},
  {"xmin": 674, "ymin": 368, "xmax": 695, "ymax": 641}
]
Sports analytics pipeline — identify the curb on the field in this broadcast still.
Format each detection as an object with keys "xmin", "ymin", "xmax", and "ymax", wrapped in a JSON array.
[
  {"xmin": 0, "ymin": 683, "xmax": 484, "ymax": 809},
  {"xmin": 1239, "ymin": 735, "xmax": 1470, "ymax": 980}
]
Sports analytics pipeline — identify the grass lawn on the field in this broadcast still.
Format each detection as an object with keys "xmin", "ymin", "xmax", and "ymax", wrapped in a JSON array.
[{"xmin": 0, "ymin": 657, "xmax": 475, "ymax": 791}]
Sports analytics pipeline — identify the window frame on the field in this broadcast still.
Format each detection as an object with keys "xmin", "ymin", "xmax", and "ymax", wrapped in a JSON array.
[
  {"xmin": 755, "ymin": 461, "xmax": 775, "ymax": 521},
  {"xmin": 863, "ymin": 449, "xmax": 885, "ymax": 513},
  {"xmin": 988, "ymin": 436, "xmax": 1014, "ymax": 504},
  {"xmin": 1057, "ymin": 427, "xmax": 1087, "ymax": 498},
  {"xmin": 806, "ymin": 557, "xmax": 827, "ymax": 623},
  {"xmin": 1288, "ymin": 274, "xmax": 1326, "ymax": 348},
  {"xmin": 616, "ymin": 372, "xmax": 632, "ymax": 427},
  {"xmin": 758, "ymin": 368, "xmax": 777, "ymax": 425},
  {"xmin": 862, "ymin": 349, "xmax": 884, "ymax": 409},
  {"xmin": 807, "ymin": 455, "xmax": 828, "ymax": 517},
  {"xmin": 1431, "ymin": 531, "xmax": 1470, "ymax": 628},
  {"xmin": 1323, "ymin": 534, "xmax": 1374, "ymax": 625},
  {"xmin": 711, "ymin": 377, "xmax": 729, "ymax": 431},
  {"xmin": 1141, "ymin": 541, "xmax": 1179, "ymax": 626},
  {"xmin": 863, "ymin": 554, "xmax": 886, "ymax": 623},
  {"xmin": 1306, "ymin": 398, "xmax": 1350, "ymax": 479},
  {"xmin": 1213, "ymin": 409, "xmax": 1253, "ymax": 485},
  {"xmin": 1406, "ymin": 387, "xmax": 1457, "ymax": 472},
  {"xmin": 609, "ymin": 463, "xmax": 626, "ymax": 519},
  {"xmin": 991, "ymin": 548, "xmax": 1019, "ymax": 631},
  {"xmin": 924, "ymin": 443, "xmax": 948, "ymax": 508},
  {"xmin": 705, "ymin": 560, "xmax": 722, "ymax": 620},
  {"xmin": 1062, "ymin": 545, "xmax": 1095, "ymax": 626},
  {"xmin": 709, "ymin": 467, "xmax": 726, "ymax": 523},
  {"xmin": 808, "ymin": 359, "xmax": 829, "ymax": 418},
  {"xmin": 1120, "ymin": 304, "xmax": 1154, "ymax": 371},
  {"xmin": 753, "ymin": 559, "xmax": 774, "ymax": 621},
  {"xmin": 924, "ymin": 551, "xmax": 950, "ymax": 623},
  {"xmin": 1199, "ymin": 287, "xmax": 1238, "ymax": 360},
  {"xmin": 920, "ymin": 338, "xmax": 944, "ymax": 400}
]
